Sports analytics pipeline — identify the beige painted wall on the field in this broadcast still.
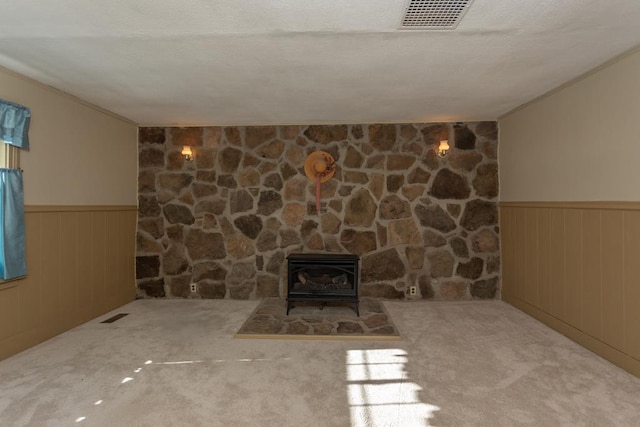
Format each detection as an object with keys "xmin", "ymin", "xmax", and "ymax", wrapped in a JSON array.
[
  {"xmin": 499, "ymin": 47, "xmax": 640, "ymax": 202},
  {"xmin": 0, "ymin": 68, "xmax": 138, "ymax": 360},
  {"xmin": 499, "ymin": 48, "xmax": 640, "ymax": 377},
  {"xmin": 0, "ymin": 66, "xmax": 138, "ymax": 205}
]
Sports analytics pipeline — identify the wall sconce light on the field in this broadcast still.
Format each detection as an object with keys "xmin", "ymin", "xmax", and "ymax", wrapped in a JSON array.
[
  {"xmin": 437, "ymin": 140, "xmax": 450, "ymax": 158},
  {"xmin": 181, "ymin": 146, "xmax": 193, "ymax": 161}
]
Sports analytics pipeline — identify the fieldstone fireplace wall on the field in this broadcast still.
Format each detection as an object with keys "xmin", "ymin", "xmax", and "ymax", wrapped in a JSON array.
[{"xmin": 136, "ymin": 122, "xmax": 499, "ymax": 300}]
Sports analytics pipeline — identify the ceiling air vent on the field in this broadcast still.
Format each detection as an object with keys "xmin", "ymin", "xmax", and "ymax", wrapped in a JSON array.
[{"xmin": 400, "ymin": 0, "xmax": 475, "ymax": 30}]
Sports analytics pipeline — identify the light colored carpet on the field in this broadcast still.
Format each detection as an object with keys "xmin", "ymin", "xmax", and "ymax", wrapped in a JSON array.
[
  {"xmin": 235, "ymin": 298, "xmax": 400, "ymax": 340},
  {"xmin": 1, "ymin": 299, "xmax": 639, "ymax": 426}
]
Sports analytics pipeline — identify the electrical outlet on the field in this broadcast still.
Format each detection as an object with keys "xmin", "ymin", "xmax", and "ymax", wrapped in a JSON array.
[
  {"xmin": 409, "ymin": 286, "xmax": 417, "ymax": 296},
  {"xmin": 190, "ymin": 283, "xmax": 197, "ymax": 293}
]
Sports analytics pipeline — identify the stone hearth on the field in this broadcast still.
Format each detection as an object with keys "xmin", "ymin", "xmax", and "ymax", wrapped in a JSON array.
[{"xmin": 235, "ymin": 298, "xmax": 400, "ymax": 339}]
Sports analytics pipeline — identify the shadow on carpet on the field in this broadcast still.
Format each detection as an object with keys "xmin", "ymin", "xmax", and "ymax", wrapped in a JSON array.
[{"xmin": 235, "ymin": 298, "xmax": 401, "ymax": 341}]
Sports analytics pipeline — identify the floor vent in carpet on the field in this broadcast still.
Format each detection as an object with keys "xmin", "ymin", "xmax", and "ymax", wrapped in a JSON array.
[{"xmin": 100, "ymin": 313, "xmax": 129, "ymax": 323}]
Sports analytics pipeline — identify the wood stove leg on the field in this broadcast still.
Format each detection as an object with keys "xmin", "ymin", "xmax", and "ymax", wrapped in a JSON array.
[
  {"xmin": 286, "ymin": 301, "xmax": 292, "ymax": 315},
  {"xmin": 354, "ymin": 302, "xmax": 360, "ymax": 317}
]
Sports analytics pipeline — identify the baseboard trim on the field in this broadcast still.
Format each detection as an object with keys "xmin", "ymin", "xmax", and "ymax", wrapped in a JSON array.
[{"xmin": 503, "ymin": 294, "xmax": 640, "ymax": 378}]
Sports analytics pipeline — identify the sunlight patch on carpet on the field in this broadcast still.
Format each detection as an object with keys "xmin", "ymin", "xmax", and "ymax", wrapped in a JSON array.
[
  {"xmin": 235, "ymin": 298, "xmax": 401, "ymax": 341},
  {"xmin": 347, "ymin": 349, "xmax": 440, "ymax": 426}
]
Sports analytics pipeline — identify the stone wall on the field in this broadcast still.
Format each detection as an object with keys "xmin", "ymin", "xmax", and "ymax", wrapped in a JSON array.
[{"xmin": 136, "ymin": 122, "xmax": 499, "ymax": 300}]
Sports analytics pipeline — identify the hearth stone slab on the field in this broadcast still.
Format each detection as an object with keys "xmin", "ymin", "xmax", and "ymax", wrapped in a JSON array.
[{"xmin": 235, "ymin": 298, "xmax": 400, "ymax": 340}]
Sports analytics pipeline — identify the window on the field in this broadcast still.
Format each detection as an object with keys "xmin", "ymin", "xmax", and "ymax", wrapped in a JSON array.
[
  {"xmin": 0, "ymin": 143, "xmax": 23, "ymax": 284},
  {"xmin": 1, "ymin": 142, "xmax": 20, "ymax": 168},
  {"xmin": 0, "ymin": 98, "xmax": 28, "ymax": 281}
]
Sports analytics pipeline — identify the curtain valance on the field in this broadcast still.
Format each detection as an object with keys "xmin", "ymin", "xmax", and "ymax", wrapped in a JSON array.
[{"xmin": 0, "ymin": 99, "xmax": 31, "ymax": 150}]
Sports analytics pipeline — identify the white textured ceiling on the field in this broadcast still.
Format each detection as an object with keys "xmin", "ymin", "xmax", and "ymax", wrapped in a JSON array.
[{"xmin": 2, "ymin": 0, "xmax": 640, "ymax": 126}]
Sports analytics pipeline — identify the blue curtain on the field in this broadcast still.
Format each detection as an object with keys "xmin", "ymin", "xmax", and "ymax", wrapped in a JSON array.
[
  {"xmin": 0, "ymin": 169, "xmax": 26, "ymax": 280},
  {"xmin": 0, "ymin": 99, "xmax": 31, "ymax": 150}
]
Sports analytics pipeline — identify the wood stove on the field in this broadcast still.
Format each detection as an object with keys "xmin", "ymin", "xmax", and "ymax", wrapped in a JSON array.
[{"xmin": 286, "ymin": 253, "xmax": 360, "ymax": 316}]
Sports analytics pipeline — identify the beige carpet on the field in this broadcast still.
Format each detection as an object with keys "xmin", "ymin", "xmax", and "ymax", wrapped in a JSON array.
[
  {"xmin": 1, "ymin": 299, "xmax": 640, "ymax": 426},
  {"xmin": 235, "ymin": 298, "xmax": 401, "ymax": 340}
]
